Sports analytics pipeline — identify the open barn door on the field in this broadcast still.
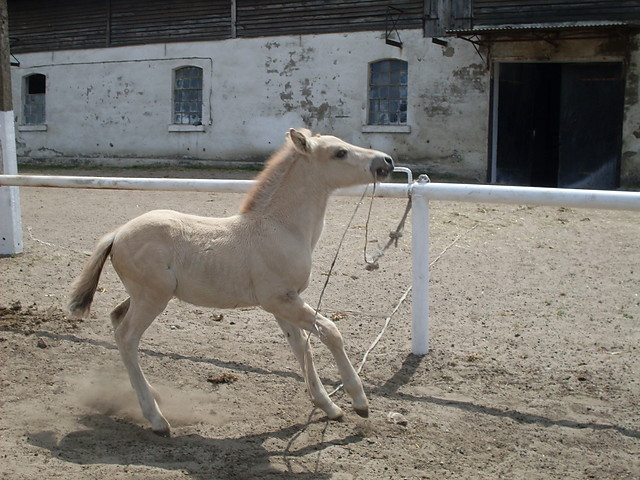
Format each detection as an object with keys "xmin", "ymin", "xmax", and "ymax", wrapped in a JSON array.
[
  {"xmin": 558, "ymin": 63, "xmax": 624, "ymax": 189},
  {"xmin": 494, "ymin": 62, "xmax": 624, "ymax": 189}
]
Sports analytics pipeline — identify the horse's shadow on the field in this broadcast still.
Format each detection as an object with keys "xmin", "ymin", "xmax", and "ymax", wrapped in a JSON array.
[{"xmin": 28, "ymin": 414, "xmax": 361, "ymax": 479}]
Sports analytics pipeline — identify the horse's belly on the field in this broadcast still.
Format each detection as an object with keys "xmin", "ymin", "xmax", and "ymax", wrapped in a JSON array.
[
  {"xmin": 173, "ymin": 258, "xmax": 257, "ymax": 309},
  {"xmin": 175, "ymin": 287, "xmax": 256, "ymax": 309}
]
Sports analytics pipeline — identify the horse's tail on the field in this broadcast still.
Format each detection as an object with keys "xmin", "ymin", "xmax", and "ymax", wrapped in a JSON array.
[{"xmin": 67, "ymin": 231, "xmax": 117, "ymax": 318}]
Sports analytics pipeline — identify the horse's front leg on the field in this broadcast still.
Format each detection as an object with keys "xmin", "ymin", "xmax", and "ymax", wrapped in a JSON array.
[
  {"xmin": 264, "ymin": 293, "xmax": 369, "ymax": 418},
  {"xmin": 275, "ymin": 317, "xmax": 344, "ymax": 420}
]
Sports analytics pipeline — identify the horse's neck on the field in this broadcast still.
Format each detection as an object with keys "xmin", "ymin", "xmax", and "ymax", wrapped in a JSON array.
[{"xmin": 246, "ymin": 156, "xmax": 330, "ymax": 247}]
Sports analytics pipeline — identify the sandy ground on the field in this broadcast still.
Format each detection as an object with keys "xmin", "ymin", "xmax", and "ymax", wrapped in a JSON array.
[{"xmin": 1, "ymin": 167, "xmax": 639, "ymax": 479}]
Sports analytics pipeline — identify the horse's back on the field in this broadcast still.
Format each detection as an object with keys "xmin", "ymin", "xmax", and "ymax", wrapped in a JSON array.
[{"xmin": 111, "ymin": 209, "xmax": 257, "ymax": 308}]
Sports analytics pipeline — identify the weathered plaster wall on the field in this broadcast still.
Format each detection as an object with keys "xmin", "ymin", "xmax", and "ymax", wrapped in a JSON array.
[
  {"xmin": 622, "ymin": 34, "xmax": 640, "ymax": 187},
  {"xmin": 11, "ymin": 30, "xmax": 490, "ymax": 180}
]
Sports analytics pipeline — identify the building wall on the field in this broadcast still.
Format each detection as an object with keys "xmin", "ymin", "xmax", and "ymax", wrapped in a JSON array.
[
  {"xmin": 11, "ymin": 29, "xmax": 640, "ymax": 186},
  {"xmin": 622, "ymin": 34, "xmax": 640, "ymax": 186},
  {"xmin": 11, "ymin": 30, "xmax": 490, "ymax": 181}
]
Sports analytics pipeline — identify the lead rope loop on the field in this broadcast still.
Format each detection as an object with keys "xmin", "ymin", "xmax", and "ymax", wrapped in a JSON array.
[{"xmin": 363, "ymin": 183, "xmax": 412, "ymax": 270}]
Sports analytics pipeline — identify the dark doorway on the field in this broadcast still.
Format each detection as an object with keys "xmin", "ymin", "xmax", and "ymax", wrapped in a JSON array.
[{"xmin": 493, "ymin": 62, "xmax": 624, "ymax": 189}]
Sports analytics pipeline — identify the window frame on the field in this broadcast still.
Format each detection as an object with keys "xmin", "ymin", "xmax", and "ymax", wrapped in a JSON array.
[
  {"xmin": 364, "ymin": 59, "xmax": 410, "ymax": 134},
  {"xmin": 22, "ymin": 73, "xmax": 47, "ymax": 127},
  {"xmin": 171, "ymin": 65, "xmax": 204, "ymax": 130}
]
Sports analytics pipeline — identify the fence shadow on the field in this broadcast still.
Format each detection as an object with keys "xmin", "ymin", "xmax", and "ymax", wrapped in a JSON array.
[{"xmin": 371, "ymin": 353, "xmax": 640, "ymax": 440}]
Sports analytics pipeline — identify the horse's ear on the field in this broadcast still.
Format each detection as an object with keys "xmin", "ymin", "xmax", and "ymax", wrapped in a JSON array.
[{"xmin": 288, "ymin": 128, "xmax": 311, "ymax": 155}]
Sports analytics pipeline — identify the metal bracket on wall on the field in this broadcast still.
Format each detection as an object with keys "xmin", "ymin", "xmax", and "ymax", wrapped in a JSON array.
[
  {"xmin": 385, "ymin": 6, "xmax": 403, "ymax": 48},
  {"xmin": 454, "ymin": 34, "xmax": 490, "ymax": 70}
]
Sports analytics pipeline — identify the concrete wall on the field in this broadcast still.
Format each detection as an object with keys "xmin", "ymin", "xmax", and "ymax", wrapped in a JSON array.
[
  {"xmin": 622, "ymin": 34, "xmax": 640, "ymax": 186},
  {"xmin": 11, "ymin": 30, "xmax": 640, "ymax": 186},
  {"xmin": 11, "ymin": 30, "xmax": 490, "ymax": 181}
]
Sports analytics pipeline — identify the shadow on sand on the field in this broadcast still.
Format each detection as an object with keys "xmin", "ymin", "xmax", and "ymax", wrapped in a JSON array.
[{"xmin": 28, "ymin": 414, "xmax": 363, "ymax": 479}]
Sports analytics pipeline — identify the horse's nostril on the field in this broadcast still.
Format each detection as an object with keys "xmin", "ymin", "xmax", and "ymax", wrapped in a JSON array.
[{"xmin": 370, "ymin": 156, "xmax": 394, "ymax": 179}]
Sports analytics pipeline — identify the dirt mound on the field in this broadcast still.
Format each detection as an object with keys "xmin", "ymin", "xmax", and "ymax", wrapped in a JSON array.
[{"xmin": 0, "ymin": 301, "xmax": 82, "ymax": 334}]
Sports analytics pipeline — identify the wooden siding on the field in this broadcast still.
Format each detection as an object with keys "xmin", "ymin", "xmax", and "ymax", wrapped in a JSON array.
[
  {"xmin": 9, "ymin": 0, "xmax": 424, "ymax": 54},
  {"xmin": 9, "ymin": 0, "xmax": 107, "ymax": 53},
  {"xmin": 109, "ymin": 0, "xmax": 231, "ymax": 47},
  {"xmin": 473, "ymin": 0, "xmax": 640, "ymax": 26},
  {"xmin": 236, "ymin": 0, "xmax": 424, "ymax": 37}
]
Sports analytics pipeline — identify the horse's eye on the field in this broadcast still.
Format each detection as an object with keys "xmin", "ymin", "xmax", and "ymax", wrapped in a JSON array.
[{"xmin": 335, "ymin": 149, "xmax": 348, "ymax": 159}]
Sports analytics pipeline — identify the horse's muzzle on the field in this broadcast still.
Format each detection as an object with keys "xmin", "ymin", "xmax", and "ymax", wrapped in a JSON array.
[{"xmin": 370, "ymin": 155, "xmax": 394, "ymax": 180}]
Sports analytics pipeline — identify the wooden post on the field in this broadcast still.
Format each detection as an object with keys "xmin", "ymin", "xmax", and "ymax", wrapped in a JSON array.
[{"xmin": 0, "ymin": 0, "xmax": 22, "ymax": 255}]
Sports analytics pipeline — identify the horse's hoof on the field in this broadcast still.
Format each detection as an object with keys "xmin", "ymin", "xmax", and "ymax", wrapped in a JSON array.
[
  {"xmin": 153, "ymin": 427, "xmax": 171, "ymax": 437},
  {"xmin": 327, "ymin": 407, "xmax": 345, "ymax": 421},
  {"xmin": 354, "ymin": 407, "xmax": 369, "ymax": 418}
]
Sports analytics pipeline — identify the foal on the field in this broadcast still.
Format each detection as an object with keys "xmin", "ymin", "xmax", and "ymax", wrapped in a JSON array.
[{"xmin": 68, "ymin": 128, "xmax": 394, "ymax": 436}]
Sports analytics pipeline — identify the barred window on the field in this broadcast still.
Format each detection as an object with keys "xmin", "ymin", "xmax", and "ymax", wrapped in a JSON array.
[
  {"xmin": 173, "ymin": 66, "xmax": 203, "ymax": 125},
  {"xmin": 368, "ymin": 60, "xmax": 408, "ymax": 126},
  {"xmin": 24, "ymin": 74, "xmax": 46, "ymax": 125}
]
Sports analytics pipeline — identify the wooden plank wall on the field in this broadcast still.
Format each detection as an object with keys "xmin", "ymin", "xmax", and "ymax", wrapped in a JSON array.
[
  {"xmin": 9, "ymin": 0, "xmax": 424, "ymax": 54},
  {"xmin": 109, "ymin": 0, "xmax": 231, "ymax": 46},
  {"xmin": 236, "ymin": 0, "xmax": 424, "ymax": 37},
  {"xmin": 9, "ymin": 0, "xmax": 108, "ymax": 53},
  {"xmin": 473, "ymin": 0, "xmax": 640, "ymax": 26},
  {"xmin": 9, "ymin": 0, "xmax": 640, "ymax": 53}
]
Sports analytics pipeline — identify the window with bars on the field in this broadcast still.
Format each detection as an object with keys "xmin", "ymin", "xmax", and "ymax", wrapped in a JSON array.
[
  {"xmin": 24, "ymin": 74, "xmax": 46, "ymax": 125},
  {"xmin": 173, "ymin": 66, "xmax": 203, "ymax": 125},
  {"xmin": 368, "ymin": 59, "xmax": 408, "ymax": 126}
]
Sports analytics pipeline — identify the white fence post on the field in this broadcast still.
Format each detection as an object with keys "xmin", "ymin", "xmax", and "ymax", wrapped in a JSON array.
[
  {"xmin": 0, "ymin": 110, "xmax": 22, "ymax": 255},
  {"xmin": 411, "ymin": 175, "xmax": 431, "ymax": 355}
]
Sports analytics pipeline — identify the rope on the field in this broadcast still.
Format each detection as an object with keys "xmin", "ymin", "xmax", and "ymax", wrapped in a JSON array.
[
  {"xmin": 286, "ymin": 188, "xmax": 482, "ymax": 463},
  {"xmin": 363, "ymin": 186, "xmax": 412, "ymax": 271},
  {"xmin": 327, "ymin": 220, "xmax": 481, "ymax": 397},
  {"xmin": 301, "ymin": 186, "xmax": 371, "ymax": 395},
  {"xmin": 311, "ymin": 186, "xmax": 370, "ymax": 331}
]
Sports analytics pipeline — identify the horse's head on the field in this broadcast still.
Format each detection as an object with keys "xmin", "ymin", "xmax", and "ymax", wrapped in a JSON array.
[{"xmin": 288, "ymin": 128, "xmax": 394, "ymax": 189}]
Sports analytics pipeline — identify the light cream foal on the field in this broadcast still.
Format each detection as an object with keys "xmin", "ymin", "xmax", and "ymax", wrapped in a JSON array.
[{"xmin": 68, "ymin": 128, "xmax": 394, "ymax": 436}]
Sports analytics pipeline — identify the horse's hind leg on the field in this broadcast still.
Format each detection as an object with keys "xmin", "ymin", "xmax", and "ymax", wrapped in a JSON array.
[
  {"xmin": 113, "ymin": 295, "xmax": 172, "ymax": 436},
  {"xmin": 110, "ymin": 298, "xmax": 130, "ymax": 329},
  {"xmin": 275, "ymin": 317, "xmax": 344, "ymax": 420}
]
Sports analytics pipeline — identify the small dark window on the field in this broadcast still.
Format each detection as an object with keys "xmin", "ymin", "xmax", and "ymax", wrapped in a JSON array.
[
  {"xmin": 173, "ymin": 66, "xmax": 203, "ymax": 125},
  {"xmin": 368, "ymin": 60, "xmax": 408, "ymax": 126},
  {"xmin": 24, "ymin": 74, "xmax": 46, "ymax": 125}
]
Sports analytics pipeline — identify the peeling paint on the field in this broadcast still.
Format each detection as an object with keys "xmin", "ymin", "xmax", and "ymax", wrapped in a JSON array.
[
  {"xmin": 266, "ymin": 47, "xmax": 315, "ymax": 77},
  {"xmin": 442, "ymin": 46, "xmax": 455, "ymax": 58},
  {"xmin": 452, "ymin": 63, "xmax": 486, "ymax": 92},
  {"xmin": 37, "ymin": 147, "xmax": 65, "ymax": 156},
  {"xmin": 625, "ymin": 60, "xmax": 639, "ymax": 106}
]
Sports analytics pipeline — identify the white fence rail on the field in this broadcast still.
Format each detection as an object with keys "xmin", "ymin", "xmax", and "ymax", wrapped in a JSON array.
[{"xmin": 2, "ymin": 173, "xmax": 640, "ymax": 354}]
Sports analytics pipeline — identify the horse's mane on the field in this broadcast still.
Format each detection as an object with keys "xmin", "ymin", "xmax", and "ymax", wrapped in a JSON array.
[{"xmin": 239, "ymin": 141, "xmax": 298, "ymax": 214}]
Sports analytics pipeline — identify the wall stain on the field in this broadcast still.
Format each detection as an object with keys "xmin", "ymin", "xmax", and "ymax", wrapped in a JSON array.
[
  {"xmin": 265, "ymin": 47, "xmax": 315, "ymax": 77},
  {"xmin": 278, "ymin": 77, "xmax": 332, "ymax": 124},
  {"xmin": 420, "ymin": 93, "xmax": 452, "ymax": 117},
  {"xmin": 452, "ymin": 63, "xmax": 486, "ymax": 92},
  {"xmin": 442, "ymin": 46, "xmax": 455, "ymax": 57},
  {"xmin": 624, "ymin": 37, "xmax": 639, "ymax": 106}
]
